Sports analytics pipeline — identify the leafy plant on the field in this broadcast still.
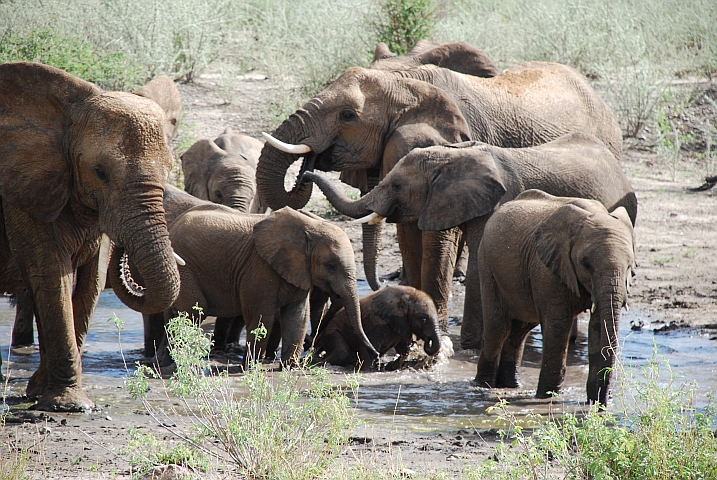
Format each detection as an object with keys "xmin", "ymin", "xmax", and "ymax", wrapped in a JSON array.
[
  {"xmin": 127, "ymin": 310, "xmax": 358, "ymax": 479},
  {"xmin": 372, "ymin": 0, "xmax": 438, "ymax": 56}
]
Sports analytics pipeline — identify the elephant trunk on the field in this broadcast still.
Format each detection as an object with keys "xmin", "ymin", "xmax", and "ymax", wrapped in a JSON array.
[
  {"xmin": 339, "ymin": 283, "xmax": 380, "ymax": 364},
  {"xmin": 587, "ymin": 276, "xmax": 625, "ymax": 405},
  {"xmin": 302, "ymin": 171, "xmax": 373, "ymax": 218},
  {"xmin": 107, "ymin": 191, "xmax": 180, "ymax": 314},
  {"xmin": 422, "ymin": 322, "xmax": 442, "ymax": 356},
  {"xmin": 362, "ymin": 174, "xmax": 383, "ymax": 291},
  {"xmin": 256, "ymin": 118, "xmax": 314, "ymax": 210}
]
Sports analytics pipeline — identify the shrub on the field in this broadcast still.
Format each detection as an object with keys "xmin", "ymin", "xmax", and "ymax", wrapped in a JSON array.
[
  {"xmin": 372, "ymin": 0, "xmax": 438, "ymax": 56},
  {"xmin": 126, "ymin": 310, "xmax": 358, "ymax": 480}
]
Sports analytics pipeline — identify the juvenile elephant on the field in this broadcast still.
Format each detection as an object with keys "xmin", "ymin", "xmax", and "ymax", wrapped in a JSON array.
[
  {"xmin": 0, "ymin": 63, "xmax": 182, "ymax": 411},
  {"xmin": 474, "ymin": 190, "xmax": 636, "ymax": 405},
  {"xmin": 147, "ymin": 205, "xmax": 378, "ymax": 364},
  {"xmin": 312, "ymin": 285, "xmax": 441, "ymax": 367},
  {"xmin": 182, "ymin": 128, "xmax": 265, "ymax": 213},
  {"xmin": 304, "ymin": 132, "xmax": 637, "ymax": 348},
  {"xmin": 257, "ymin": 45, "xmax": 622, "ymax": 328}
]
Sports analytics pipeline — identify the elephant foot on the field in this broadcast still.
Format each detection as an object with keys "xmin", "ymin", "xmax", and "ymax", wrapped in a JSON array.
[
  {"xmin": 535, "ymin": 387, "xmax": 561, "ymax": 399},
  {"xmin": 495, "ymin": 378, "xmax": 521, "ymax": 389},
  {"xmin": 460, "ymin": 339, "xmax": 481, "ymax": 351},
  {"xmin": 472, "ymin": 374, "xmax": 496, "ymax": 389},
  {"xmin": 11, "ymin": 332, "xmax": 34, "ymax": 348},
  {"xmin": 26, "ymin": 367, "xmax": 49, "ymax": 400},
  {"xmin": 34, "ymin": 385, "xmax": 95, "ymax": 412}
]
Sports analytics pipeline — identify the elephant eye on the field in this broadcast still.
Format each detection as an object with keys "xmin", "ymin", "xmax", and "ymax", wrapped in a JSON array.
[
  {"xmin": 391, "ymin": 181, "xmax": 401, "ymax": 192},
  {"xmin": 581, "ymin": 258, "xmax": 593, "ymax": 272},
  {"xmin": 339, "ymin": 109, "xmax": 356, "ymax": 122},
  {"xmin": 94, "ymin": 165, "xmax": 109, "ymax": 184},
  {"xmin": 214, "ymin": 190, "xmax": 224, "ymax": 200},
  {"xmin": 325, "ymin": 262, "xmax": 337, "ymax": 274}
]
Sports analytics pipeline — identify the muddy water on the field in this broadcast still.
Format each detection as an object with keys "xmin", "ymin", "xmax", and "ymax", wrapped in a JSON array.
[{"xmin": 1, "ymin": 284, "xmax": 717, "ymax": 431}]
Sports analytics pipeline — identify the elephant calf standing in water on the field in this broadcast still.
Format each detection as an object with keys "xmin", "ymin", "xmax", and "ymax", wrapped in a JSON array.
[
  {"xmin": 475, "ymin": 190, "xmax": 636, "ymax": 405},
  {"xmin": 312, "ymin": 285, "xmax": 441, "ymax": 367},
  {"xmin": 181, "ymin": 128, "xmax": 265, "ymax": 213},
  {"xmin": 142, "ymin": 205, "xmax": 378, "ymax": 365}
]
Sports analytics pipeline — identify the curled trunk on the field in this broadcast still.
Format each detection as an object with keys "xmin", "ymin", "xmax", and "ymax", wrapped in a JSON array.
[
  {"xmin": 107, "ymin": 205, "xmax": 180, "ymax": 314},
  {"xmin": 422, "ymin": 323, "xmax": 442, "ymax": 356},
  {"xmin": 256, "ymin": 118, "xmax": 314, "ymax": 210}
]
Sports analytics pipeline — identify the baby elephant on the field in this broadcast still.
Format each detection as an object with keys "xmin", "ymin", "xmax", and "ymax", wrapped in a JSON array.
[
  {"xmin": 313, "ymin": 285, "xmax": 441, "ymax": 367},
  {"xmin": 474, "ymin": 190, "xmax": 636, "ymax": 405}
]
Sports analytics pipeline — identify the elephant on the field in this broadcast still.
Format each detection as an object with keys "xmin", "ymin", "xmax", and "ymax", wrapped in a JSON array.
[
  {"xmin": 0, "ymin": 62, "xmax": 182, "ymax": 411},
  {"xmin": 181, "ymin": 128, "xmax": 266, "ymax": 213},
  {"xmin": 6, "ymin": 75, "xmax": 184, "ymax": 357},
  {"xmin": 143, "ymin": 205, "xmax": 378, "ymax": 365},
  {"xmin": 312, "ymin": 285, "xmax": 441, "ymax": 367},
  {"xmin": 303, "ymin": 132, "xmax": 637, "ymax": 347},
  {"xmin": 132, "ymin": 75, "xmax": 183, "ymax": 143},
  {"xmin": 473, "ymin": 190, "xmax": 636, "ymax": 405},
  {"xmin": 256, "ymin": 48, "xmax": 623, "ymax": 331}
]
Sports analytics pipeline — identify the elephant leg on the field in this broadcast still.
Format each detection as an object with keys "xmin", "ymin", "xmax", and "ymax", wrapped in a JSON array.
[
  {"xmin": 569, "ymin": 317, "xmax": 579, "ymax": 345},
  {"xmin": 143, "ymin": 313, "xmax": 166, "ymax": 357},
  {"xmin": 474, "ymin": 271, "xmax": 510, "ymax": 388},
  {"xmin": 460, "ymin": 217, "xmax": 489, "ymax": 349},
  {"xmin": 243, "ymin": 306, "xmax": 280, "ymax": 365},
  {"xmin": 212, "ymin": 316, "xmax": 239, "ymax": 352},
  {"xmin": 72, "ymin": 259, "xmax": 103, "ymax": 352},
  {"xmin": 11, "ymin": 290, "xmax": 35, "ymax": 347},
  {"xmin": 420, "ymin": 227, "xmax": 461, "ymax": 331},
  {"xmin": 496, "ymin": 320, "xmax": 535, "ymax": 388},
  {"xmin": 279, "ymin": 296, "xmax": 310, "ymax": 365},
  {"xmin": 317, "ymin": 332, "xmax": 354, "ymax": 366},
  {"xmin": 265, "ymin": 316, "xmax": 282, "ymax": 360},
  {"xmin": 396, "ymin": 223, "xmax": 423, "ymax": 289},
  {"xmin": 536, "ymin": 315, "xmax": 573, "ymax": 399},
  {"xmin": 453, "ymin": 234, "xmax": 468, "ymax": 280},
  {"xmin": 308, "ymin": 288, "xmax": 330, "ymax": 338}
]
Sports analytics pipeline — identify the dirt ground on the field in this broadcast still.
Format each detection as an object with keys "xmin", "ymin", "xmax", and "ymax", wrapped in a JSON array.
[{"xmin": 1, "ymin": 72, "xmax": 716, "ymax": 479}]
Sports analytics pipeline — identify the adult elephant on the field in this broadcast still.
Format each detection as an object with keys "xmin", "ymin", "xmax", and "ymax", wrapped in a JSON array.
[
  {"xmin": 474, "ymin": 190, "xmax": 635, "ymax": 405},
  {"xmin": 181, "ymin": 128, "xmax": 266, "ymax": 213},
  {"xmin": 303, "ymin": 132, "xmax": 637, "ymax": 348},
  {"xmin": 0, "ymin": 63, "xmax": 182, "ymax": 411},
  {"xmin": 313, "ymin": 285, "xmax": 441, "ymax": 367},
  {"xmin": 144, "ymin": 206, "xmax": 378, "ymax": 365},
  {"xmin": 256, "ymin": 57, "xmax": 622, "ymax": 329},
  {"xmin": 7, "ymin": 75, "xmax": 184, "ymax": 355}
]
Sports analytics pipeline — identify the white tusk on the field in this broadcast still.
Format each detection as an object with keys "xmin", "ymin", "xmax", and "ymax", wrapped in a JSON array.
[
  {"xmin": 591, "ymin": 303, "xmax": 597, "ymax": 313},
  {"xmin": 173, "ymin": 251, "xmax": 186, "ymax": 266},
  {"xmin": 353, "ymin": 212, "xmax": 385, "ymax": 225},
  {"xmin": 262, "ymin": 132, "xmax": 312, "ymax": 155},
  {"xmin": 98, "ymin": 233, "xmax": 111, "ymax": 290}
]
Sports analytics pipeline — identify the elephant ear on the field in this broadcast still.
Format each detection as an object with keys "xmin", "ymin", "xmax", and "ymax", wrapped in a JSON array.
[
  {"xmin": 413, "ymin": 42, "xmax": 499, "ymax": 78},
  {"xmin": 253, "ymin": 207, "xmax": 312, "ymax": 290},
  {"xmin": 535, "ymin": 203, "xmax": 593, "ymax": 296},
  {"xmin": 181, "ymin": 139, "xmax": 225, "ymax": 200},
  {"xmin": 418, "ymin": 149, "xmax": 506, "ymax": 231},
  {"xmin": 610, "ymin": 206, "xmax": 637, "ymax": 259},
  {"xmin": 0, "ymin": 62, "xmax": 100, "ymax": 222},
  {"xmin": 373, "ymin": 42, "xmax": 397, "ymax": 61},
  {"xmin": 371, "ymin": 289, "xmax": 411, "ymax": 337}
]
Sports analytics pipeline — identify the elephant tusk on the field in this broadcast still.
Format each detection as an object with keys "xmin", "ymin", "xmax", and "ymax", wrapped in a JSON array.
[
  {"xmin": 173, "ymin": 251, "xmax": 186, "ymax": 266},
  {"xmin": 591, "ymin": 303, "xmax": 597, "ymax": 313},
  {"xmin": 353, "ymin": 212, "xmax": 385, "ymax": 225},
  {"xmin": 261, "ymin": 132, "xmax": 312, "ymax": 155},
  {"xmin": 98, "ymin": 233, "xmax": 111, "ymax": 290}
]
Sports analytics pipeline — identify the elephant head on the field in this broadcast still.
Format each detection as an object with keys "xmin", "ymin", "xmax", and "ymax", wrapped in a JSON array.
[
  {"xmin": 303, "ymin": 144, "xmax": 507, "ymax": 230},
  {"xmin": 0, "ymin": 62, "xmax": 180, "ymax": 315},
  {"xmin": 256, "ymin": 67, "xmax": 472, "ymax": 208},
  {"xmin": 182, "ymin": 128, "xmax": 262, "ymax": 212},
  {"xmin": 534, "ymin": 196, "xmax": 636, "ymax": 404},
  {"xmin": 253, "ymin": 208, "xmax": 378, "ymax": 362},
  {"xmin": 371, "ymin": 286, "xmax": 441, "ymax": 356},
  {"xmin": 132, "ymin": 75, "xmax": 182, "ymax": 143},
  {"xmin": 371, "ymin": 40, "xmax": 499, "ymax": 78}
]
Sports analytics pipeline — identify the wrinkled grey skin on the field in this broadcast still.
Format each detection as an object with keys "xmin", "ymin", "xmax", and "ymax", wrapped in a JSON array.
[
  {"xmin": 304, "ymin": 133, "xmax": 637, "ymax": 349},
  {"xmin": 256, "ymin": 47, "xmax": 623, "ymax": 333},
  {"xmin": 0, "ymin": 63, "xmax": 180, "ymax": 411},
  {"xmin": 474, "ymin": 190, "xmax": 635, "ymax": 405},
  {"xmin": 182, "ymin": 128, "xmax": 265, "ymax": 213},
  {"xmin": 146, "ymin": 206, "xmax": 378, "ymax": 366},
  {"xmin": 313, "ymin": 285, "xmax": 441, "ymax": 367}
]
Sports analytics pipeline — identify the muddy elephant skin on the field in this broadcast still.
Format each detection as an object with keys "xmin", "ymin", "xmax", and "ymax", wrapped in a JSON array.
[
  {"xmin": 0, "ymin": 63, "xmax": 181, "ymax": 411},
  {"xmin": 313, "ymin": 285, "xmax": 441, "ymax": 367},
  {"xmin": 474, "ymin": 190, "xmax": 636, "ymax": 405}
]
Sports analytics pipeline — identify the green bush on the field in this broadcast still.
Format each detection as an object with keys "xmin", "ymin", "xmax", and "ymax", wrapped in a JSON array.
[
  {"xmin": 0, "ymin": 28, "xmax": 142, "ymax": 90},
  {"xmin": 126, "ymin": 310, "xmax": 358, "ymax": 480},
  {"xmin": 372, "ymin": 0, "xmax": 438, "ymax": 56}
]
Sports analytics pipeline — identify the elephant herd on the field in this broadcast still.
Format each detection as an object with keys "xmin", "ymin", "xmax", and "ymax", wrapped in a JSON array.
[{"xmin": 0, "ymin": 40, "xmax": 636, "ymax": 412}]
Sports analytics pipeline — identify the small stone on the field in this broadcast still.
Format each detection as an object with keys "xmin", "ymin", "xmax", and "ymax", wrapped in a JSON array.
[
  {"xmin": 39, "ymin": 426, "xmax": 51, "ymax": 435},
  {"xmin": 105, "ymin": 415, "xmax": 113, "ymax": 421}
]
